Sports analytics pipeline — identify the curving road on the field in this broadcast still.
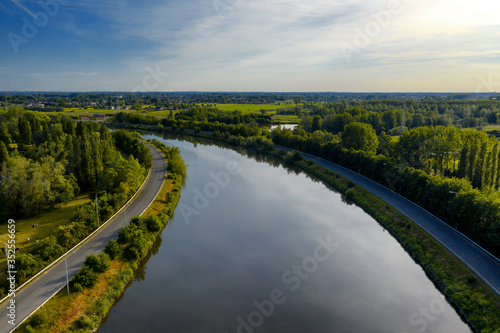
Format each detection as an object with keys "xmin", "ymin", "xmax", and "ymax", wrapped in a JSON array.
[
  {"xmin": 0, "ymin": 143, "xmax": 167, "ymax": 333},
  {"xmin": 276, "ymin": 145, "xmax": 500, "ymax": 295}
]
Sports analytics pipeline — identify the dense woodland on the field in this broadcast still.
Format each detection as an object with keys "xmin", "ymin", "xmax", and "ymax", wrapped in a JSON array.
[{"xmin": 0, "ymin": 109, "xmax": 152, "ymax": 297}]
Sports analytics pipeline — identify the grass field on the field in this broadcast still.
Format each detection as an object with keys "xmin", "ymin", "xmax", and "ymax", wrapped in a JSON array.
[
  {"xmin": 196, "ymin": 103, "xmax": 298, "ymax": 113},
  {"xmin": 271, "ymin": 114, "xmax": 300, "ymax": 123},
  {"xmin": 482, "ymin": 124, "xmax": 500, "ymax": 131},
  {"xmin": 0, "ymin": 194, "xmax": 91, "ymax": 270}
]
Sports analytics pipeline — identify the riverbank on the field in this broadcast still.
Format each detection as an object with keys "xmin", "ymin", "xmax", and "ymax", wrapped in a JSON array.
[
  {"xmin": 16, "ymin": 142, "xmax": 186, "ymax": 333},
  {"xmin": 118, "ymin": 125, "xmax": 500, "ymax": 333},
  {"xmin": 272, "ymin": 150, "xmax": 500, "ymax": 333}
]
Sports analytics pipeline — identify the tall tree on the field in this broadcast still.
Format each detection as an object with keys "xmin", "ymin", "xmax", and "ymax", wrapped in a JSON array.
[
  {"xmin": 489, "ymin": 143, "xmax": 499, "ymax": 188},
  {"xmin": 0, "ymin": 141, "xmax": 8, "ymax": 165},
  {"xmin": 467, "ymin": 142, "xmax": 479, "ymax": 182},
  {"xmin": 473, "ymin": 141, "xmax": 487, "ymax": 188},
  {"xmin": 341, "ymin": 122, "xmax": 379, "ymax": 155},
  {"xmin": 457, "ymin": 144, "xmax": 469, "ymax": 179},
  {"xmin": 0, "ymin": 122, "xmax": 11, "ymax": 146},
  {"xmin": 18, "ymin": 117, "xmax": 32, "ymax": 146}
]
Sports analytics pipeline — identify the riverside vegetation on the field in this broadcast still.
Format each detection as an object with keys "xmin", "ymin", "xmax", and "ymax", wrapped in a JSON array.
[
  {"xmin": 17, "ymin": 138, "xmax": 186, "ymax": 333},
  {"xmin": 114, "ymin": 118, "xmax": 500, "ymax": 333},
  {"xmin": 0, "ymin": 108, "xmax": 152, "ymax": 298}
]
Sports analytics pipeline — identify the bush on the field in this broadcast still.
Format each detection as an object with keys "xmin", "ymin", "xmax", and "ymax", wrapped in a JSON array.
[
  {"xmin": 23, "ymin": 326, "xmax": 35, "ymax": 333},
  {"xmin": 104, "ymin": 239, "xmax": 122, "ymax": 259},
  {"xmin": 72, "ymin": 266, "xmax": 98, "ymax": 288},
  {"xmin": 74, "ymin": 315, "xmax": 93, "ymax": 329},
  {"xmin": 71, "ymin": 282, "xmax": 83, "ymax": 293},
  {"xmin": 83, "ymin": 253, "xmax": 110, "ymax": 273},
  {"xmin": 29, "ymin": 312, "xmax": 47, "ymax": 327},
  {"xmin": 123, "ymin": 245, "xmax": 140, "ymax": 262},
  {"xmin": 145, "ymin": 215, "xmax": 162, "ymax": 232}
]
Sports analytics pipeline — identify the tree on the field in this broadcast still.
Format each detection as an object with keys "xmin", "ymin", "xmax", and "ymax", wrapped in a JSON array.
[
  {"xmin": 72, "ymin": 265, "xmax": 98, "ymax": 288},
  {"xmin": 135, "ymin": 103, "xmax": 142, "ymax": 113},
  {"xmin": 104, "ymin": 239, "xmax": 122, "ymax": 259},
  {"xmin": 341, "ymin": 122, "xmax": 379, "ymax": 155},
  {"xmin": 472, "ymin": 141, "xmax": 487, "ymax": 188},
  {"xmin": 0, "ymin": 122, "xmax": 11, "ymax": 146},
  {"xmin": 18, "ymin": 117, "xmax": 32, "ymax": 146},
  {"xmin": 311, "ymin": 115, "xmax": 322, "ymax": 132},
  {"xmin": 457, "ymin": 144, "xmax": 469, "ymax": 179},
  {"xmin": 488, "ymin": 143, "xmax": 499, "ymax": 188},
  {"xmin": 0, "ymin": 141, "xmax": 8, "ymax": 165},
  {"xmin": 293, "ymin": 96, "xmax": 301, "ymax": 106}
]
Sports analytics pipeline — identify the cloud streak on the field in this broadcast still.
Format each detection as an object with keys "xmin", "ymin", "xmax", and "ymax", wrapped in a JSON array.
[{"xmin": 1, "ymin": 0, "xmax": 499, "ymax": 91}]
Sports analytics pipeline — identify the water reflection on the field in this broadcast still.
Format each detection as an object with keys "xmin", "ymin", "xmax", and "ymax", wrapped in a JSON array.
[{"xmin": 98, "ymin": 133, "xmax": 471, "ymax": 333}]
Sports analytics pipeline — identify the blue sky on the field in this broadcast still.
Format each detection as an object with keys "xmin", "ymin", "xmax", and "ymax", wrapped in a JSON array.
[{"xmin": 0, "ymin": 0, "xmax": 499, "ymax": 92}]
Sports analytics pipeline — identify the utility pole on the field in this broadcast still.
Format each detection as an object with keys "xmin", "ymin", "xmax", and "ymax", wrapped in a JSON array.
[{"xmin": 65, "ymin": 252, "xmax": 76, "ymax": 294}]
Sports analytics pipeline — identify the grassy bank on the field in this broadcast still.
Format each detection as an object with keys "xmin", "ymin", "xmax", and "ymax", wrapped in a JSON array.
[
  {"xmin": 16, "ymin": 145, "xmax": 185, "ymax": 333},
  {"xmin": 0, "ymin": 194, "xmax": 91, "ymax": 293}
]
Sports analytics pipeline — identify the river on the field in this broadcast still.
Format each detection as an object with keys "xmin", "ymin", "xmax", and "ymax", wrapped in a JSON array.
[{"xmin": 98, "ymin": 133, "xmax": 471, "ymax": 333}]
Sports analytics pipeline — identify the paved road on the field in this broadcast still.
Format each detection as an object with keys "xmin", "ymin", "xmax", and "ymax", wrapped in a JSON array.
[
  {"xmin": 276, "ymin": 145, "xmax": 500, "ymax": 295},
  {"xmin": 0, "ymin": 144, "xmax": 167, "ymax": 333}
]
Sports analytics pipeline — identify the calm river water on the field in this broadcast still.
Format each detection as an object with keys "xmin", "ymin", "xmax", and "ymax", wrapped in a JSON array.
[{"xmin": 98, "ymin": 133, "xmax": 471, "ymax": 333}]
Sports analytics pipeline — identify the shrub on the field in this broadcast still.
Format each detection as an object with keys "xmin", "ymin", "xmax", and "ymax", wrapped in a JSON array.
[
  {"xmin": 74, "ymin": 315, "xmax": 93, "ymax": 329},
  {"xmin": 123, "ymin": 245, "xmax": 140, "ymax": 262},
  {"xmin": 72, "ymin": 266, "xmax": 98, "ymax": 288},
  {"xmin": 29, "ymin": 313, "xmax": 47, "ymax": 327},
  {"xmin": 145, "ymin": 215, "xmax": 162, "ymax": 232},
  {"xmin": 71, "ymin": 282, "xmax": 83, "ymax": 293},
  {"xmin": 104, "ymin": 239, "xmax": 122, "ymax": 259}
]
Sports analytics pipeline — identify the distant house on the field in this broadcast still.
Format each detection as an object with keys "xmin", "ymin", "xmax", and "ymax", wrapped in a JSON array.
[
  {"xmin": 79, "ymin": 115, "xmax": 91, "ymax": 121},
  {"xmin": 93, "ymin": 114, "xmax": 107, "ymax": 122}
]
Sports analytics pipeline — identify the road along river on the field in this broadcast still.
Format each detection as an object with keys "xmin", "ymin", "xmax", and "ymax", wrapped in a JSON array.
[{"xmin": 99, "ymin": 133, "xmax": 471, "ymax": 333}]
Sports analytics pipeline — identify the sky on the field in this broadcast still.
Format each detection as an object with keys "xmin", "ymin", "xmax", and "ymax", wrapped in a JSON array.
[{"xmin": 0, "ymin": 0, "xmax": 499, "ymax": 92}]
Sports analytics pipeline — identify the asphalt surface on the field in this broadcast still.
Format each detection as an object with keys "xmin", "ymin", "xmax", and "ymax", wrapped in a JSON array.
[
  {"xmin": 0, "ymin": 143, "xmax": 166, "ymax": 333},
  {"xmin": 276, "ymin": 145, "xmax": 500, "ymax": 295}
]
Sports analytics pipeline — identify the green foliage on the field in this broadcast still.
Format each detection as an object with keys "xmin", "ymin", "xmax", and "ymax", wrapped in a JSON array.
[
  {"xmin": 18, "ymin": 117, "xmax": 32, "ymax": 146},
  {"xmin": 29, "ymin": 312, "xmax": 47, "ymax": 327},
  {"xmin": 33, "ymin": 236, "xmax": 63, "ymax": 262},
  {"xmin": 145, "ymin": 215, "xmax": 162, "ymax": 232},
  {"xmin": 1, "ymin": 155, "xmax": 78, "ymax": 218},
  {"xmin": 16, "ymin": 254, "xmax": 41, "ymax": 279},
  {"xmin": 272, "ymin": 125, "xmax": 500, "ymax": 257},
  {"xmin": 22, "ymin": 325, "xmax": 35, "ymax": 333},
  {"xmin": 104, "ymin": 239, "xmax": 122, "ymax": 259},
  {"xmin": 84, "ymin": 253, "xmax": 110, "ymax": 274},
  {"xmin": 149, "ymin": 139, "xmax": 187, "ymax": 177},
  {"xmin": 71, "ymin": 282, "xmax": 83, "ymax": 293},
  {"xmin": 341, "ymin": 122, "xmax": 379, "ymax": 155},
  {"xmin": 112, "ymin": 129, "xmax": 152, "ymax": 169},
  {"xmin": 72, "ymin": 265, "xmax": 98, "ymax": 288},
  {"xmin": 123, "ymin": 244, "xmax": 140, "ymax": 262},
  {"xmin": 0, "ymin": 141, "xmax": 8, "ymax": 164}
]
